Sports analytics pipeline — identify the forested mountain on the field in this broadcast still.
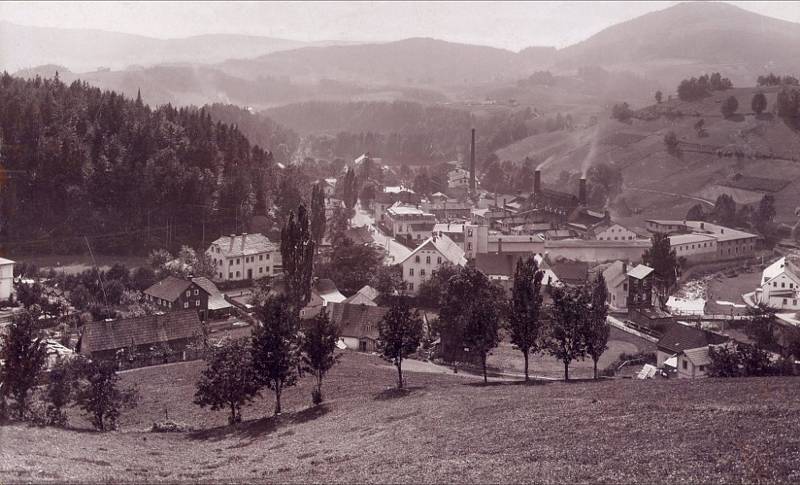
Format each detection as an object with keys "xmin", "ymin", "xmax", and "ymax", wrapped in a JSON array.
[
  {"xmin": 203, "ymin": 104, "xmax": 300, "ymax": 164},
  {"xmin": 266, "ymin": 100, "xmax": 541, "ymax": 165},
  {"xmin": 0, "ymin": 74, "xmax": 277, "ymax": 254}
]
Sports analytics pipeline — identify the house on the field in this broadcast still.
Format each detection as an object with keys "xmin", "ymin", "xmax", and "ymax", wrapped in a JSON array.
[
  {"xmin": 373, "ymin": 186, "xmax": 419, "ymax": 224},
  {"xmin": 448, "ymin": 168, "xmax": 471, "ymax": 189},
  {"xmin": 384, "ymin": 203, "xmax": 436, "ymax": 243},
  {"xmin": 669, "ymin": 233, "xmax": 718, "ymax": 263},
  {"xmin": 191, "ymin": 277, "xmax": 233, "ymax": 319},
  {"xmin": 602, "ymin": 261, "xmax": 629, "ymax": 312},
  {"xmin": 315, "ymin": 278, "xmax": 347, "ymax": 306},
  {"xmin": 0, "ymin": 257, "xmax": 13, "ymax": 301},
  {"xmin": 590, "ymin": 222, "xmax": 641, "ymax": 241},
  {"xmin": 433, "ymin": 223, "xmax": 466, "ymax": 250},
  {"xmin": 648, "ymin": 220, "xmax": 759, "ymax": 262},
  {"xmin": 655, "ymin": 323, "xmax": 728, "ymax": 369},
  {"xmin": 399, "ymin": 234, "xmax": 467, "ymax": 294},
  {"xmin": 755, "ymin": 257, "xmax": 800, "ymax": 311},
  {"xmin": 327, "ymin": 302, "xmax": 389, "ymax": 352},
  {"xmin": 344, "ymin": 285, "xmax": 380, "ymax": 306},
  {"xmin": 626, "ymin": 264, "xmax": 655, "ymax": 309},
  {"xmin": 144, "ymin": 276, "xmax": 210, "ymax": 319},
  {"xmin": 475, "ymin": 252, "xmax": 560, "ymax": 295},
  {"xmin": 207, "ymin": 233, "xmax": 282, "ymax": 282},
  {"xmin": 550, "ymin": 261, "xmax": 589, "ymax": 286},
  {"xmin": 79, "ymin": 310, "xmax": 204, "ymax": 361}
]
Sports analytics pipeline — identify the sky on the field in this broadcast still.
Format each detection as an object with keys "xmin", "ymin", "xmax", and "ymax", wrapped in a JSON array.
[{"xmin": 1, "ymin": 1, "xmax": 799, "ymax": 51}]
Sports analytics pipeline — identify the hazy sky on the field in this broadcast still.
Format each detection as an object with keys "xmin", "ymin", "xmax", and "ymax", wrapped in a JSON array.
[{"xmin": 2, "ymin": 1, "xmax": 800, "ymax": 50}]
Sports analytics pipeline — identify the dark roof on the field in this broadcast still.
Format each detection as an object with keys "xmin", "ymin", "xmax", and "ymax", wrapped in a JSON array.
[
  {"xmin": 343, "ymin": 226, "xmax": 373, "ymax": 246},
  {"xmin": 550, "ymin": 261, "xmax": 589, "ymax": 284},
  {"xmin": 144, "ymin": 276, "xmax": 205, "ymax": 302},
  {"xmin": 410, "ymin": 222, "xmax": 436, "ymax": 231},
  {"xmin": 475, "ymin": 252, "xmax": 529, "ymax": 277},
  {"xmin": 656, "ymin": 324, "xmax": 728, "ymax": 354},
  {"xmin": 315, "ymin": 278, "xmax": 340, "ymax": 294},
  {"xmin": 327, "ymin": 302, "xmax": 390, "ymax": 341},
  {"xmin": 80, "ymin": 310, "xmax": 202, "ymax": 354}
]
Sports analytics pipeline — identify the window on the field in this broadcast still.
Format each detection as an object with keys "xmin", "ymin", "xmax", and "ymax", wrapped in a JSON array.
[
  {"xmin": 259, "ymin": 255, "xmax": 263, "ymax": 261},
  {"xmin": 682, "ymin": 360, "xmax": 688, "ymax": 370},
  {"xmin": 220, "ymin": 272, "xmax": 223, "ymax": 279},
  {"xmin": 794, "ymin": 300, "xmax": 797, "ymax": 306},
  {"xmin": 265, "ymin": 253, "xmax": 270, "ymax": 260},
  {"xmin": 194, "ymin": 289, "xmax": 199, "ymax": 295},
  {"xmin": 468, "ymin": 243, "xmax": 472, "ymax": 251},
  {"xmin": 236, "ymin": 271, "xmax": 240, "ymax": 277},
  {"xmin": 415, "ymin": 256, "xmax": 420, "ymax": 263},
  {"xmin": 195, "ymin": 300, "xmax": 200, "ymax": 307},
  {"xmin": 437, "ymin": 257, "xmax": 442, "ymax": 264},
  {"xmin": 421, "ymin": 269, "xmax": 426, "ymax": 276},
  {"xmin": 259, "ymin": 267, "xmax": 263, "ymax": 274},
  {"xmin": 699, "ymin": 365, "xmax": 705, "ymax": 372},
  {"xmin": 186, "ymin": 290, "xmax": 190, "ymax": 297},
  {"xmin": 783, "ymin": 298, "xmax": 788, "ymax": 305},
  {"xmin": 184, "ymin": 302, "xmax": 189, "ymax": 309},
  {"xmin": 426, "ymin": 256, "xmax": 431, "ymax": 264},
  {"xmin": 782, "ymin": 282, "xmax": 786, "ymax": 288},
  {"xmin": 409, "ymin": 283, "xmax": 414, "ymax": 290},
  {"xmin": 409, "ymin": 268, "xmax": 414, "ymax": 276},
  {"xmin": 236, "ymin": 258, "xmax": 240, "ymax": 264},
  {"xmin": 229, "ymin": 272, "xmax": 233, "ymax": 279}
]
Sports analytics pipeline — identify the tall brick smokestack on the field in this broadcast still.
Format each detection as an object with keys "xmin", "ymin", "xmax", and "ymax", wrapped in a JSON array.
[
  {"xmin": 469, "ymin": 128, "xmax": 476, "ymax": 193},
  {"xmin": 534, "ymin": 169, "xmax": 541, "ymax": 195},
  {"xmin": 578, "ymin": 177, "xmax": 587, "ymax": 206}
]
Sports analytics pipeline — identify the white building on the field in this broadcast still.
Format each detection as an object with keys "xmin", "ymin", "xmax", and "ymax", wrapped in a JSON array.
[
  {"xmin": 594, "ymin": 223, "xmax": 641, "ymax": 241},
  {"xmin": 447, "ymin": 168, "xmax": 471, "ymax": 189},
  {"xmin": 755, "ymin": 257, "xmax": 800, "ymax": 311},
  {"xmin": 399, "ymin": 234, "xmax": 467, "ymax": 294},
  {"xmin": 206, "ymin": 233, "xmax": 281, "ymax": 282},
  {"xmin": 669, "ymin": 233, "xmax": 718, "ymax": 263},
  {"xmin": 0, "ymin": 257, "xmax": 13, "ymax": 301},
  {"xmin": 385, "ymin": 203, "xmax": 436, "ymax": 242}
]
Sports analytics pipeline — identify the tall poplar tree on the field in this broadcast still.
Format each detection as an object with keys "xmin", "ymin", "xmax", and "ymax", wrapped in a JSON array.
[
  {"xmin": 508, "ymin": 256, "xmax": 545, "ymax": 381},
  {"xmin": 310, "ymin": 183, "xmax": 327, "ymax": 251},
  {"xmin": 281, "ymin": 205, "xmax": 315, "ymax": 315},
  {"xmin": 584, "ymin": 274, "xmax": 610, "ymax": 379}
]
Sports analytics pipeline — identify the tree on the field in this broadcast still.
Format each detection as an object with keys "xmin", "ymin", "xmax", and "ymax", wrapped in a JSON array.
[
  {"xmin": 655, "ymin": 90, "xmax": 663, "ymax": 104},
  {"xmin": 44, "ymin": 357, "xmax": 74, "ymax": 427},
  {"xmin": 584, "ymin": 274, "xmax": 610, "ymax": 379},
  {"xmin": 745, "ymin": 304, "xmax": 778, "ymax": 350},
  {"xmin": 342, "ymin": 167, "xmax": 358, "ymax": 211},
  {"xmin": 310, "ymin": 183, "xmax": 327, "ymax": 250},
  {"xmin": 148, "ymin": 248, "xmax": 173, "ymax": 273},
  {"xmin": 642, "ymin": 232, "xmax": 679, "ymax": 309},
  {"xmin": 131, "ymin": 266, "xmax": 156, "ymax": 291},
  {"xmin": 280, "ymin": 205, "xmax": 315, "ymax": 315},
  {"xmin": 664, "ymin": 131, "xmax": 679, "ymax": 156},
  {"xmin": 721, "ymin": 95, "xmax": 739, "ymax": 118},
  {"xmin": 252, "ymin": 295, "xmax": 300, "ymax": 415},
  {"xmin": 328, "ymin": 206, "xmax": 351, "ymax": 246},
  {"xmin": 686, "ymin": 203, "xmax": 706, "ymax": 221},
  {"xmin": 508, "ymin": 256, "xmax": 545, "ymax": 381},
  {"xmin": 546, "ymin": 285, "xmax": 589, "ymax": 381},
  {"xmin": 300, "ymin": 310, "xmax": 341, "ymax": 405},
  {"xmin": 370, "ymin": 265, "xmax": 406, "ymax": 304},
  {"xmin": 463, "ymin": 294, "xmax": 501, "ymax": 384},
  {"xmin": 0, "ymin": 309, "xmax": 46, "ymax": 417},
  {"xmin": 713, "ymin": 194, "xmax": 737, "ymax": 226},
  {"xmin": 751, "ymin": 92, "xmax": 767, "ymax": 115},
  {"xmin": 754, "ymin": 194, "xmax": 776, "ymax": 233},
  {"xmin": 377, "ymin": 297, "xmax": 423, "ymax": 389},
  {"xmin": 194, "ymin": 338, "xmax": 261, "ymax": 425},
  {"xmin": 72, "ymin": 358, "xmax": 139, "ymax": 431},
  {"xmin": 611, "ymin": 102, "xmax": 633, "ymax": 122},
  {"xmin": 416, "ymin": 263, "xmax": 459, "ymax": 309},
  {"xmin": 316, "ymin": 239, "xmax": 382, "ymax": 296}
]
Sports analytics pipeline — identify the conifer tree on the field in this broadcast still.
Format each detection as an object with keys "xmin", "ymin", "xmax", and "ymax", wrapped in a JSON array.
[{"xmin": 280, "ymin": 205, "xmax": 315, "ymax": 315}]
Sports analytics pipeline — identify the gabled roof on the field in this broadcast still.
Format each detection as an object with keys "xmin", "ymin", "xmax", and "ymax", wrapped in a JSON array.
[
  {"xmin": 627, "ymin": 264, "xmax": 654, "ymax": 280},
  {"xmin": 0, "ymin": 257, "xmax": 14, "ymax": 265},
  {"xmin": 315, "ymin": 279, "xmax": 346, "ymax": 305},
  {"xmin": 399, "ymin": 234, "xmax": 467, "ymax": 267},
  {"xmin": 80, "ymin": 310, "xmax": 202, "ymax": 354},
  {"xmin": 656, "ymin": 324, "xmax": 728, "ymax": 354},
  {"xmin": 682, "ymin": 346, "xmax": 712, "ymax": 367},
  {"xmin": 550, "ymin": 261, "xmax": 589, "ymax": 284},
  {"xmin": 192, "ymin": 277, "xmax": 231, "ymax": 311},
  {"xmin": 344, "ymin": 285, "xmax": 379, "ymax": 306},
  {"xmin": 327, "ymin": 302, "xmax": 390, "ymax": 341},
  {"xmin": 602, "ymin": 261, "xmax": 628, "ymax": 289},
  {"xmin": 210, "ymin": 233, "xmax": 278, "ymax": 257},
  {"xmin": 144, "ymin": 276, "xmax": 206, "ymax": 302}
]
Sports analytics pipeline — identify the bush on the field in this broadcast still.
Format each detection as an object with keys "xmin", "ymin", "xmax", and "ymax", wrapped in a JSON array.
[
  {"xmin": 751, "ymin": 92, "xmax": 767, "ymax": 115},
  {"xmin": 664, "ymin": 131, "xmax": 680, "ymax": 155},
  {"xmin": 721, "ymin": 96, "xmax": 739, "ymax": 118},
  {"xmin": 151, "ymin": 419, "xmax": 191, "ymax": 433},
  {"xmin": 611, "ymin": 102, "xmax": 633, "ymax": 122}
]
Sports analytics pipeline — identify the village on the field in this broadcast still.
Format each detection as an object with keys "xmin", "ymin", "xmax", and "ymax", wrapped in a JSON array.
[{"xmin": 1, "ymin": 126, "xmax": 793, "ymax": 389}]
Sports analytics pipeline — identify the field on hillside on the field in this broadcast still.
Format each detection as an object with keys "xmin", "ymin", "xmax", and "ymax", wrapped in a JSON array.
[{"xmin": 3, "ymin": 352, "xmax": 800, "ymax": 483}]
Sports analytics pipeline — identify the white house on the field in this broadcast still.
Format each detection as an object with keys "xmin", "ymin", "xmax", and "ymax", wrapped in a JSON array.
[
  {"xmin": 206, "ymin": 233, "xmax": 281, "ymax": 282},
  {"xmin": 755, "ymin": 257, "xmax": 800, "ymax": 311},
  {"xmin": 0, "ymin": 257, "xmax": 14, "ymax": 301},
  {"xmin": 385, "ymin": 203, "xmax": 436, "ymax": 242},
  {"xmin": 399, "ymin": 234, "xmax": 467, "ymax": 294},
  {"xmin": 602, "ymin": 260, "xmax": 629, "ymax": 312},
  {"xmin": 594, "ymin": 223, "xmax": 641, "ymax": 241}
]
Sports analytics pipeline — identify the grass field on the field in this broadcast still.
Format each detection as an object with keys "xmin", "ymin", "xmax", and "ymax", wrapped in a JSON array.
[{"xmin": 3, "ymin": 352, "xmax": 800, "ymax": 483}]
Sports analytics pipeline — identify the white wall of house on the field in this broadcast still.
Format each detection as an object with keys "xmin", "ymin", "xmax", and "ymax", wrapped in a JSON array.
[
  {"xmin": 0, "ymin": 261, "xmax": 14, "ymax": 301},
  {"xmin": 677, "ymin": 354, "xmax": 708, "ymax": 379},
  {"xmin": 760, "ymin": 271, "xmax": 800, "ymax": 310},
  {"xmin": 207, "ymin": 247, "xmax": 282, "ymax": 282},
  {"xmin": 595, "ymin": 224, "xmax": 638, "ymax": 241},
  {"xmin": 607, "ymin": 281, "xmax": 628, "ymax": 311},
  {"xmin": 401, "ymin": 248, "xmax": 448, "ymax": 294}
]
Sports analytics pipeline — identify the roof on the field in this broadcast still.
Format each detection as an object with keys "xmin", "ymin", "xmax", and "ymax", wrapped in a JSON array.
[
  {"xmin": 0, "ymin": 257, "xmax": 14, "ymax": 265},
  {"xmin": 343, "ymin": 226, "xmax": 374, "ymax": 246},
  {"xmin": 682, "ymin": 346, "xmax": 712, "ymax": 367},
  {"xmin": 475, "ymin": 253, "xmax": 560, "ymax": 285},
  {"xmin": 433, "ymin": 223, "xmax": 465, "ymax": 234},
  {"xmin": 656, "ymin": 324, "xmax": 728, "ymax": 354},
  {"xmin": 80, "ymin": 310, "xmax": 202, "ymax": 354},
  {"xmin": 144, "ymin": 276, "xmax": 206, "ymax": 302},
  {"xmin": 386, "ymin": 203, "xmax": 433, "ymax": 218},
  {"xmin": 210, "ymin": 233, "xmax": 278, "ymax": 257},
  {"xmin": 410, "ymin": 222, "xmax": 436, "ymax": 231},
  {"xmin": 315, "ymin": 279, "xmax": 346, "ymax": 305},
  {"xmin": 550, "ymin": 261, "xmax": 589, "ymax": 284},
  {"xmin": 544, "ymin": 239, "xmax": 651, "ymax": 249},
  {"xmin": 327, "ymin": 302, "xmax": 390, "ymax": 340},
  {"xmin": 400, "ymin": 234, "xmax": 467, "ymax": 267},
  {"xmin": 383, "ymin": 185, "xmax": 415, "ymax": 194},
  {"xmin": 627, "ymin": 264, "xmax": 654, "ymax": 280},
  {"xmin": 192, "ymin": 277, "xmax": 231, "ymax": 311},
  {"xmin": 344, "ymin": 285, "xmax": 379, "ymax": 306},
  {"xmin": 669, "ymin": 233, "xmax": 717, "ymax": 246}
]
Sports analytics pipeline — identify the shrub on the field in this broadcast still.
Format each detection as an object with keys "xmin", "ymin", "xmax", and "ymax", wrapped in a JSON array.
[
  {"xmin": 721, "ymin": 96, "xmax": 739, "ymax": 118},
  {"xmin": 664, "ymin": 131, "xmax": 680, "ymax": 155},
  {"xmin": 612, "ymin": 102, "xmax": 633, "ymax": 122}
]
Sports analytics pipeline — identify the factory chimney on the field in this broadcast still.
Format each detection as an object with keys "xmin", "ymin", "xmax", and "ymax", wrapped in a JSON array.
[
  {"xmin": 578, "ymin": 177, "xmax": 587, "ymax": 206},
  {"xmin": 469, "ymin": 128, "xmax": 476, "ymax": 193},
  {"xmin": 534, "ymin": 169, "xmax": 541, "ymax": 195}
]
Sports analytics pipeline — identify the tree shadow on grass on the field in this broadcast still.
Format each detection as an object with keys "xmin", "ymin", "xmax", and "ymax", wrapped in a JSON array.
[
  {"xmin": 463, "ymin": 378, "xmax": 550, "ymax": 388},
  {"xmin": 187, "ymin": 403, "xmax": 331, "ymax": 443},
  {"xmin": 372, "ymin": 386, "xmax": 423, "ymax": 401}
]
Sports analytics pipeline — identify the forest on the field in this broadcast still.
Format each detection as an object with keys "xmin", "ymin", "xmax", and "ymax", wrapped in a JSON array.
[{"xmin": 0, "ymin": 74, "xmax": 278, "ymax": 255}]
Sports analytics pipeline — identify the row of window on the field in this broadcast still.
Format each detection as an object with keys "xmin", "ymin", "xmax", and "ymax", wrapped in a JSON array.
[
  {"xmin": 212, "ymin": 254, "xmax": 270, "ymax": 267},
  {"xmin": 414, "ymin": 255, "xmax": 442, "ymax": 264},
  {"xmin": 221, "ymin": 266, "xmax": 270, "ymax": 279},
  {"xmin": 598, "ymin": 236, "xmax": 635, "ymax": 241},
  {"xmin": 772, "ymin": 281, "xmax": 796, "ymax": 289},
  {"xmin": 408, "ymin": 268, "xmax": 428, "ymax": 277}
]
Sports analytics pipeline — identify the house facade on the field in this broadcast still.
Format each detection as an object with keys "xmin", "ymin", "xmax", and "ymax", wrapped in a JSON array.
[
  {"xmin": 756, "ymin": 257, "xmax": 800, "ymax": 311},
  {"xmin": 602, "ymin": 261, "xmax": 629, "ymax": 312},
  {"xmin": 385, "ymin": 203, "xmax": 436, "ymax": 243},
  {"xmin": 144, "ymin": 276, "xmax": 210, "ymax": 319},
  {"xmin": 399, "ymin": 234, "xmax": 467, "ymax": 294},
  {"xmin": 0, "ymin": 257, "xmax": 14, "ymax": 301},
  {"xmin": 327, "ymin": 302, "xmax": 389, "ymax": 352},
  {"xmin": 207, "ymin": 233, "xmax": 282, "ymax": 282}
]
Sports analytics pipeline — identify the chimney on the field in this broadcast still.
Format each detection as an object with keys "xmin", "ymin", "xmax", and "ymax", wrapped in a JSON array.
[
  {"xmin": 229, "ymin": 234, "xmax": 235, "ymax": 252},
  {"xmin": 534, "ymin": 169, "xmax": 541, "ymax": 195},
  {"xmin": 241, "ymin": 233, "xmax": 247, "ymax": 251},
  {"xmin": 578, "ymin": 177, "xmax": 587, "ymax": 206},
  {"xmin": 469, "ymin": 128, "xmax": 476, "ymax": 193}
]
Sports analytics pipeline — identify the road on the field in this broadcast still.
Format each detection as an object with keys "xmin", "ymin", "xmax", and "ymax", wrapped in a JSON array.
[{"xmin": 352, "ymin": 204, "xmax": 412, "ymax": 264}]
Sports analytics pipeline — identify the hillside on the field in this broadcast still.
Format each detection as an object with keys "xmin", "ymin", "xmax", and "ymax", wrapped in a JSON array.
[
  {"xmin": 218, "ymin": 38, "xmax": 535, "ymax": 87},
  {"xmin": 3, "ymin": 353, "xmax": 800, "ymax": 482},
  {"xmin": 555, "ymin": 2, "xmax": 800, "ymax": 86},
  {"xmin": 495, "ymin": 85, "xmax": 800, "ymax": 226}
]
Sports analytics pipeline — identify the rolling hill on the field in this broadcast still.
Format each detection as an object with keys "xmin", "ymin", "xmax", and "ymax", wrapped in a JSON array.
[{"xmin": 3, "ymin": 353, "xmax": 800, "ymax": 483}]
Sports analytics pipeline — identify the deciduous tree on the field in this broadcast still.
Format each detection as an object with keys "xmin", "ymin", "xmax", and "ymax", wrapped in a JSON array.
[
  {"xmin": 72, "ymin": 358, "xmax": 139, "ymax": 431},
  {"xmin": 642, "ymin": 232, "xmax": 679, "ymax": 309},
  {"xmin": 0, "ymin": 309, "xmax": 46, "ymax": 418},
  {"xmin": 546, "ymin": 285, "xmax": 589, "ymax": 381},
  {"xmin": 310, "ymin": 183, "xmax": 327, "ymax": 250},
  {"xmin": 751, "ymin": 92, "xmax": 767, "ymax": 115},
  {"xmin": 721, "ymin": 95, "xmax": 739, "ymax": 118},
  {"xmin": 508, "ymin": 256, "xmax": 545, "ymax": 381},
  {"xmin": 584, "ymin": 274, "xmax": 610, "ymax": 379},
  {"xmin": 280, "ymin": 205, "xmax": 315, "ymax": 315},
  {"xmin": 378, "ymin": 297, "xmax": 423, "ymax": 389},
  {"xmin": 252, "ymin": 295, "xmax": 300, "ymax": 415},
  {"xmin": 194, "ymin": 338, "xmax": 260, "ymax": 425},
  {"xmin": 300, "ymin": 310, "xmax": 341, "ymax": 405}
]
